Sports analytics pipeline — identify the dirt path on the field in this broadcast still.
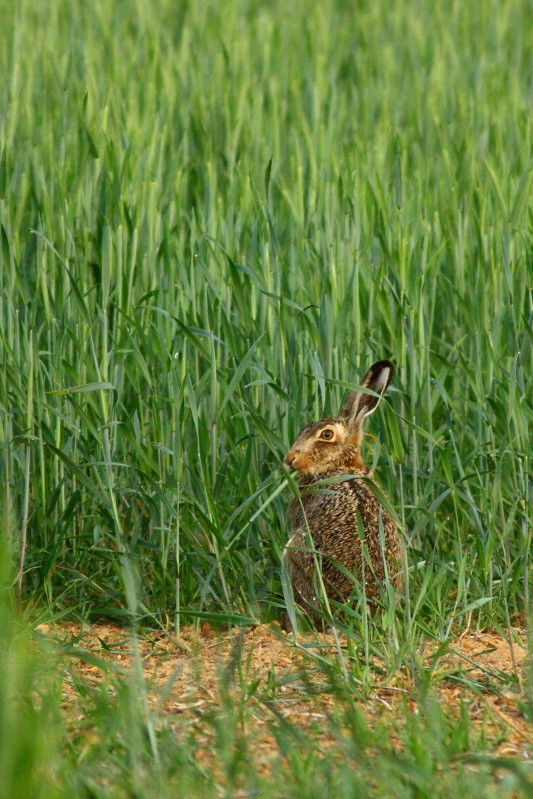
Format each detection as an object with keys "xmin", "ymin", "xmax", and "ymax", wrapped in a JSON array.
[{"xmin": 49, "ymin": 622, "xmax": 531, "ymax": 770}]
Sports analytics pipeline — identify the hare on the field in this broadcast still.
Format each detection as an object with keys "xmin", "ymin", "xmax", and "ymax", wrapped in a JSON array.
[{"xmin": 283, "ymin": 360, "xmax": 402, "ymax": 623}]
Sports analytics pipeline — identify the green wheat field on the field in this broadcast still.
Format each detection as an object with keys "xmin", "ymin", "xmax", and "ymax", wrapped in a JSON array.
[{"xmin": 0, "ymin": 0, "xmax": 531, "ymax": 796}]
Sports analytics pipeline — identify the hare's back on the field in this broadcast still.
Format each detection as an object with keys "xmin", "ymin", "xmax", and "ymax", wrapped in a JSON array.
[{"xmin": 288, "ymin": 476, "xmax": 401, "ymax": 591}]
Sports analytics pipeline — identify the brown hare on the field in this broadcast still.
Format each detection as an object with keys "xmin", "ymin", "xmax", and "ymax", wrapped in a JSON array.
[{"xmin": 283, "ymin": 360, "xmax": 402, "ymax": 624}]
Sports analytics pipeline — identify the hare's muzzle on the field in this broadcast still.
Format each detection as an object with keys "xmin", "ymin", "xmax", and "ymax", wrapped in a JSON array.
[
  {"xmin": 284, "ymin": 450, "xmax": 298, "ymax": 470},
  {"xmin": 284, "ymin": 446, "xmax": 316, "ymax": 474}
]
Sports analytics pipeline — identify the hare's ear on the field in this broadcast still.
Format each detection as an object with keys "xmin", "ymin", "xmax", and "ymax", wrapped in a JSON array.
[{"xmin": 340, "ymin": 360, "xmax": 394, "ymax": 430}]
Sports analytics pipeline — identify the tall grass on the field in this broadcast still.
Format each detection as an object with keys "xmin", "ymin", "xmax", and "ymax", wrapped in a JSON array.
[
  {"xmin": 0, "ymin": 1, "xmax": 531, "ymax": 795},
  {"xmin": 0, "ymin": 0, "xmax": 531, "ymax": 636}
]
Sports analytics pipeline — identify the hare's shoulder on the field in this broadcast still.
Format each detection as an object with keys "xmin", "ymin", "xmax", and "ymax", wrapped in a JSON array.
[
  {"xmin": 289, "ymin": 475, "xmax": 374, "ymax": 522},
  {"xmin": 337, "ymin": 475, "xmax": 376, "ymax": 496}
]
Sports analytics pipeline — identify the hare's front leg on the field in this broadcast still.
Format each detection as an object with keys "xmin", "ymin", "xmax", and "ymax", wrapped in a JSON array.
[{"xmin": 282, "ymin": 536, "xmax": 323, "ymax": 631}]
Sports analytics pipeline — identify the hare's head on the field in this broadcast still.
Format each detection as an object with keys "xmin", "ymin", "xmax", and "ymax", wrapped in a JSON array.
[{"xmin": 284, "ymin": 360, "xmax": 394, "ymax": 477}]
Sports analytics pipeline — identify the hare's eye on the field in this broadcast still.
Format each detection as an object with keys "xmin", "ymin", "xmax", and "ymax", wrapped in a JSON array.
[{"xmin": 321, "ymin": 429, "xmax": 334, "ymax": 440}]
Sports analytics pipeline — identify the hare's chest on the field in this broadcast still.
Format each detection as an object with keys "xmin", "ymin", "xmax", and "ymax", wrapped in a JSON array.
[{"xmin": 289, "ymin": 486, "xmax": 358, "ymax": 534}]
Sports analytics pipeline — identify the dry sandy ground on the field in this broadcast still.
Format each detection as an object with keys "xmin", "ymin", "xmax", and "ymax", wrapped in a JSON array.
[{"xmin": 41, "ymin": 619, "xmax": 531, "ymax": 779}]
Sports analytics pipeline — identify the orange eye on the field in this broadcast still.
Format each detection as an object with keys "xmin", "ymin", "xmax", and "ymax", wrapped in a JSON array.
[{"xmin": 321, "ymin": 429, "xmax": 334, "ymax": 440}]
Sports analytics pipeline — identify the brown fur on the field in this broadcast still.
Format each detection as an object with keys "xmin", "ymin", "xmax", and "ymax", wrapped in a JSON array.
[{"xmin": 284, "ymin": 360, "xmax": 403, "ymax": 620}]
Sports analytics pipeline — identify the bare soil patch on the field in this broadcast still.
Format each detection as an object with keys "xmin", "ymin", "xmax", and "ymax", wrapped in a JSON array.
[{"xmin": 45, "ymin": 621, "xmax": 531, "ymax": 772}]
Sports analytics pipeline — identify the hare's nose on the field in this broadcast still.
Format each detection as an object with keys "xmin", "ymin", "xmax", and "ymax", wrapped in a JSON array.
[{"xmin": 284, "ymin": 451, "xmax": 298, "ymax": 470}]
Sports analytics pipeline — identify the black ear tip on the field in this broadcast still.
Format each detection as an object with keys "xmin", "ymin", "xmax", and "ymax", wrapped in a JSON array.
[
  {"xmin": 371, "ymin": 359, "xmax": 395, "ymax": 375},
  {"xmin": 366, "ymin": 359, "xmax": 395, "ymax": 394}
]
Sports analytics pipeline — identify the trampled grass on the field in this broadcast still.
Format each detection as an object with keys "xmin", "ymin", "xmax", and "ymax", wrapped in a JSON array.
[{"xmin": 0, "ymin": 0, "xmax": 531, "ymax": 796}]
